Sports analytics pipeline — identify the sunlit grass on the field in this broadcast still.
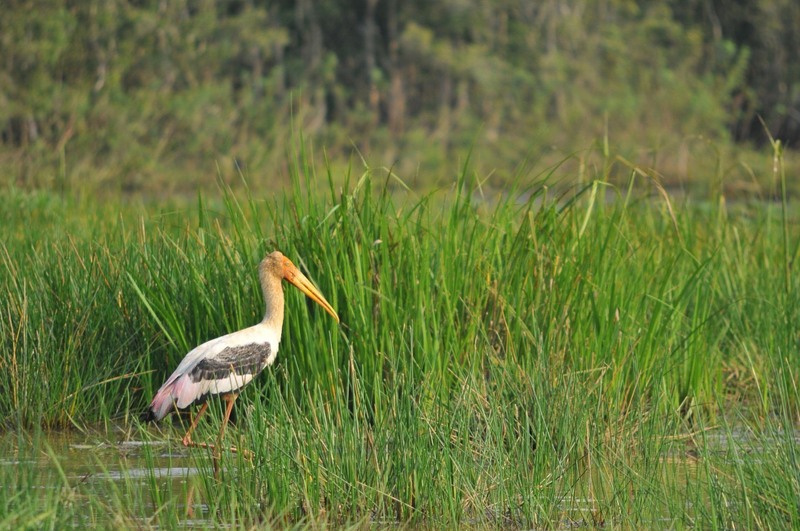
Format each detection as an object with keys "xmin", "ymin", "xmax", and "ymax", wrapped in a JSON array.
[{"xmin": 0, "ymin": 144, "xmax": 799, "ymax": 527}]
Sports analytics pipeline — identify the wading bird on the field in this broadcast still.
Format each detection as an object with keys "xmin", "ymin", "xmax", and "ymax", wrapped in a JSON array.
[{"xmin": 143, "ymin": 251, "xmax": 339, "ymax": 453}]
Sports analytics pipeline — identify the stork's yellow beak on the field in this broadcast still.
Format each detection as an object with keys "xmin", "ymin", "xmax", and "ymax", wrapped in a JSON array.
[{"xmin": 283, "ymin": 260, "xmax": 339, "ymax": 323}]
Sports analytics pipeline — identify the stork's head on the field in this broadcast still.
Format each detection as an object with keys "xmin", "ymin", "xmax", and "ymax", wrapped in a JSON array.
[{"xmin": 260, "ymin": 251, "xmax": 339, "ymax": 322}]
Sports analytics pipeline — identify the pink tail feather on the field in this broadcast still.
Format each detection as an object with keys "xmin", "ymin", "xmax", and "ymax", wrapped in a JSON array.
[{"xmin": 144, "ymin": 379, "xmax": 180, "ymax": 422}]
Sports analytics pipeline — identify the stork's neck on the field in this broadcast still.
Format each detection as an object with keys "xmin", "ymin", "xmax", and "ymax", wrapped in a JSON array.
[{"xmin": 260, "ymin": 272, "xmax": 285, "ymax": 332}]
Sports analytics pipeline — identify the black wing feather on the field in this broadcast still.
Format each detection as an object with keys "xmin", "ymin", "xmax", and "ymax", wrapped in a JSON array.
[{"xmin": 188, "ymin": 342, "xmax": 272, "ymax": 383}]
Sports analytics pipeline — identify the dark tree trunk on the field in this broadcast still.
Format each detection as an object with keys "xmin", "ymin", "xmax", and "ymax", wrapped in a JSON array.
[
  {"xmin": 365, "ymin": 0, "xmax": 379, "ymax": 127},
  {"xmin": 387, "ymin": 0, "xmax": 405, "ymax": 136}
]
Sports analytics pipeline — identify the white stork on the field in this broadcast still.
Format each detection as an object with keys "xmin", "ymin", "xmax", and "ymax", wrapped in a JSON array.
[{"xmin": 143, "ymin": 251, "xmax": 339, "ymax": 453}]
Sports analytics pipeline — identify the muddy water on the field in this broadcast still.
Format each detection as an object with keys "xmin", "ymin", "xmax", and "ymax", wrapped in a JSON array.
[
  {"xmin": 2, "ymin": 426, "xmax": 699, "ymax": 528},
  {"xmin": 0, "ymin": 427, "xmax": 217, "ymax": 527},
  {"xmin": 0, "ymin": 426, "xmax": 702, "ymax": 528},
  {"xmin": 2, "ymin": 426, "xmax": 794, "ymax": 527}
]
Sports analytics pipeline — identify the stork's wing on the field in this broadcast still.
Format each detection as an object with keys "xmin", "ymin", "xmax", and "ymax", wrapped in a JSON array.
[
  {"xmin": 145, "ymin": 324, "xmax": 280, "ymax": 421},
  {"xmin": 189, "ymin": 343, "xmax": 272, "ymax": 383}
]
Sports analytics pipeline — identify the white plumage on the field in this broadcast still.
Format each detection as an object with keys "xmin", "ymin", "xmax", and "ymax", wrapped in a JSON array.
[
  {"xmin": 143, "ymin": 251, "xmax": 339, "ymax": 452},
  {"xmin": 147, "ymin": 324, "xmax": 281, "ymax": 420}
]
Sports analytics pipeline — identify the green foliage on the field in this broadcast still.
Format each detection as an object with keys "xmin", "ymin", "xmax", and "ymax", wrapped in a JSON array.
[{"xmin": 2, "ymin": 0, "xmax": 798, "ymax": 193}]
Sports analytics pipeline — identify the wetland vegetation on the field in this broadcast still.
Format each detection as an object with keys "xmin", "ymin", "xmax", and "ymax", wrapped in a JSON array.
[
  {"xmin": 2, "ymin": 1, "xmax": 800, "ymax": 528},
  {"xmin": 2, "ymin": 143, "xmax": 799, "ymax": 527}
]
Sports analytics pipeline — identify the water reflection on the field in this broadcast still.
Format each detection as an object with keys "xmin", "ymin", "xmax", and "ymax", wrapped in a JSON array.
[{"xmin": 0, "ymin": 427, "xmax": 216, "ymax": 527}]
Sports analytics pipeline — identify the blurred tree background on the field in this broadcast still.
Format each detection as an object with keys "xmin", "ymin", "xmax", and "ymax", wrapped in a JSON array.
[{"xmin": 1, "ymin": 0, "xmax": 798, "ymax": 195}]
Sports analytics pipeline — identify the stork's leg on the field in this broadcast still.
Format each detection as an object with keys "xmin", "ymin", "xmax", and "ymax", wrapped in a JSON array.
[
  {"xmin": 182, "ymin": 402, "xmax": 209, "ymax": 447},
  {"xmin": 218, "ymin": 394, "xmax": 253, "ymax": 458},
  {"xmin": 216, "ymin": 393, "xmax": 238, "ymax": 448},
  {"xmin": 183, "ymin": 394, "xmax": 252, "ymax": 459}
]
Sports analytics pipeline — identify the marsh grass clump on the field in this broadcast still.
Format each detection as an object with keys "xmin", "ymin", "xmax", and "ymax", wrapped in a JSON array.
[{"xmin": 1, "ymin": 146, "xmax": 799, "ymax": 526}]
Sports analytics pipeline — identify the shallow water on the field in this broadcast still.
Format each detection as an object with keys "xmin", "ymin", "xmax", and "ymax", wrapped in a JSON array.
[
  {"xmin": 0, "ymin": 427, "xmax": 220, "ymax": 528},
  {"xmin": 2, "ymin": 429, "xmax": 196, "ymax": 480},
  {"xmin": 1, "ymin": 425, "xmax": 796, "ymax": 528}
]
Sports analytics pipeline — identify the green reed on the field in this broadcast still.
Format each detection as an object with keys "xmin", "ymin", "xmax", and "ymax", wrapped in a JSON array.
[{"xmin": 0, "ymin": 143, "xmax": 798, "ymax": 527}]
